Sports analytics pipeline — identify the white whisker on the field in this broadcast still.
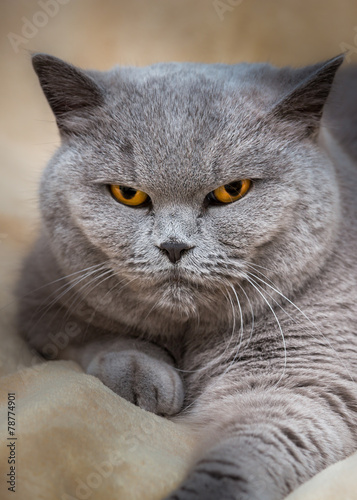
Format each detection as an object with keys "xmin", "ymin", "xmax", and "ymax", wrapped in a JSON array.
[
  {"xmin": 242, "ymin": 273, "xmax": 287, "ymax": 386},
  {"xmin": 246, "ymin": 270, "xmax": 354, "ymax": 382},
  {"xmin": 41, "ymin": 269, "xmax": 114, "ymax": 337},
  {"xmin": 176, "ymin": 284, "xmax": 234, "ymax": 375},
  {"xmin": 64, "ymin": 269, "xmax": 115, "ymax": 319},
  {"xmin": 27, "ymin": 265, "xmax": 109, "ymax": 335},
  {"xmin": 41, "ymin": 262, "xmax": 109, "ymax": 289},
  {"xmin": 180, "ymin": 283, "xmax": 245, "ymax": 413},
  {"xmin": 226, "ymin": 283, "xmax": 244, "ymax": 366},
  {"xmin": 5, "ymin": 262, "xmax": 109, "ymax": 315},
  {"xmin": 235, "ymin": 281, "xmax": 255, "ymax": 351},
  {"xmin": 245, "ymin": 261, "xmax": 276, "ymax": 275}
]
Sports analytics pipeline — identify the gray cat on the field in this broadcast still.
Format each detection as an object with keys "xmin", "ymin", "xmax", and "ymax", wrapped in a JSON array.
[{"xmin": 17, "ymin": 52, "xmax": 357, "ymax": 500}]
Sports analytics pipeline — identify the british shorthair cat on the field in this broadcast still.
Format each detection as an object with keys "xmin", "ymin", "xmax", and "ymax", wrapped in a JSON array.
[{"xmin": 17, "ymin": 53, "xmax": 357, "ymax": 499}]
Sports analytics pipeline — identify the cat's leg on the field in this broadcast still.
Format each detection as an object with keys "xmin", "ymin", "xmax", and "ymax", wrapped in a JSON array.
[
  {"xmin": 165, "ymin": 383, "xmax": 357, "ymax": 499},
  {"xmin": 18, "ymin": 291, "xmax": 184, "ymax": 416},
  {"xmin": 63, "ymin": 336, "xmax": 184, "ymax": 416},
  {"xmin": 17, "ymin": 244, "xmax": 184, "ymax": 416}
]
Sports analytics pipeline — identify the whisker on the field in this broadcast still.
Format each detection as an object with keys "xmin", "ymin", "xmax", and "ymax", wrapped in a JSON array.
[
  {"xmin": 104, "ymin": 275, "xmax": 142, "ymax": 297},
  {"xmin": 73, "ymin": 271, "xmax": 124, "ymax": 343},
  {"xmin": 27, "ymin": 265, "xmax": 109, "ymax": 336},
  {"xmin": 221, "ymin": 285, "xmax": 237, "ymax": 356},
  {"xmin": 41, "ymin": 262, "xmax": 109, "ymax": 289},
  {"xmin": 224, "ymin": 283, "xmax": 244, "ymax": 370},
  {"xmin": 180, "ymin": 282, "xmax": 245, "ymax": 411},
  {"xmin": 244, "ymin": 261, "xmax": 276, "ymax": 275},
  {"xmin": 43, "ymin": 265, "xmax": 109, "ymax": 308},
  {"xmin": 235, "ymin": 281, "xmax": 255, "ymax": 352},
  {"xmin": 63, "ymin": 269, "xmax": 114, "ymax": 320},
  {"xmin": 246, "ymin": 273, "xmax": 298, "ymax": 326},
  {"xmin": 0, "ymin": 261, "xmax": 109, "ymax": 313},
  {"xmin": 176, "ymin": 282, "xmax": 233, "ymax": 375},
  {"xmin": 242, "ymin": 272, "xmax": 287, "ymax": 386},
  {"xmin": 141, "ymin": 296, "xmax": 162, "ymax": 323},
  {"xmin": 246, "ymin": 270, "xmax": 354, "ymax": 382}
]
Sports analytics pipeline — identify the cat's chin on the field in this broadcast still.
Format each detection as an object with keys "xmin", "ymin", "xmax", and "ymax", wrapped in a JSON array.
[
  {"xmin": 146, "ymin": 271, "xmax": 223, "ymax": 320},
  {"xmin": 142, "ymin": 272, "xmax": 201, "ymax": 319},
  {"xmin": 114, "ymin": 268, "xmax": 223, "ymax": 319},
  {"xmin": 153, "ymin": 285, "xmax": 199, "ymax": 319}
]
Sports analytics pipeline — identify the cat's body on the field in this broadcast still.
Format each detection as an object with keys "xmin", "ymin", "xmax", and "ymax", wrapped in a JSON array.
[{"xmin": 17, "ymin": 54, "xmax": 357, "ymax": 499}]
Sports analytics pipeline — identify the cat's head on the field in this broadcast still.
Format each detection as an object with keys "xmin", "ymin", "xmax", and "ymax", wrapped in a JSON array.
[{"xmin": 32, "ymin": 54, "xmax": 343, "ymax": 327}]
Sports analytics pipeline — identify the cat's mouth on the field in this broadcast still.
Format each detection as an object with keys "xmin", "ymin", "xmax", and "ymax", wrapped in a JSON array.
[
  {"xmin": 167, "ymin": 268, "xmax": 191, "ymax": 285},
  {"xmin": 148, "ymin": 267, "xmax": 197, "ymax": 289},
  {"xmin": 163, "ymin": 268, "xmax": 210, "ymax": 291}
]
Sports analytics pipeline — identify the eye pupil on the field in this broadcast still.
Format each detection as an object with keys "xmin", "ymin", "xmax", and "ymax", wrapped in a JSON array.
[
  {"xmin": 208, "ymin": 179, "xmax": 251, "ymax": 205},
  {"xmin": 225, "ymin": 181, "xmax": 242, "ymax": 196},
  {"xmin": 120, "ymin": 186, "xmax": 137, "ymax": 200},
  {"xmin": 110, "ymin": 185, "xmax": 149, "ymax": 207}
]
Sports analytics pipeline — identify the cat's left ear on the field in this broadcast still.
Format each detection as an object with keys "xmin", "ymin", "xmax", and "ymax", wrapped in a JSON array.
[
  {"xmin": 271, "ymin": 54, "xmax": 344, "ymax": 137},
  {"xmin": 32, "ymin": 53, "xmax": 105, "ymax": 136}
]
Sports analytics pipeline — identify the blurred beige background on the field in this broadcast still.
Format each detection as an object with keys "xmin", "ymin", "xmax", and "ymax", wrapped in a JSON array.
[{"xmin": 1, "ymin": 0, "xmax": 357, "ymax": 303}]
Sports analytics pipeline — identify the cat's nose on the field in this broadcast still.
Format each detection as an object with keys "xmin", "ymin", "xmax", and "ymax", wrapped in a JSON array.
[{"xmin": 158, "ymin": 241, "xmax": 194, "ymax": 264}]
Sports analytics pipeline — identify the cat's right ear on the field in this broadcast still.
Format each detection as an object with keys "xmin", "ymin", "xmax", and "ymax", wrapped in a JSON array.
[{"xmin": 32, "ymin": 53, "xmax": 105, "ymax": 135}]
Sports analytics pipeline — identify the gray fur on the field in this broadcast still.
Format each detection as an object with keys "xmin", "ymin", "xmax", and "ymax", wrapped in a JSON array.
[{"xmin": 17, "ymin": 53, "xmax": 357, "ymax": 499}]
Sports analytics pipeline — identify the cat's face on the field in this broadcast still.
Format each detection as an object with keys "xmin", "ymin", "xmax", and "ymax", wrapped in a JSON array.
[{"xmin": 34, "ymin": 55, "xmax": 342, "ymax": 323}]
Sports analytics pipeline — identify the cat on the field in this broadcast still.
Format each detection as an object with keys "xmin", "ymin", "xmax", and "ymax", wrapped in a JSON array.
[{"xmin": 17, "ymin": 52, "xmax": 357, "ymax": 500}]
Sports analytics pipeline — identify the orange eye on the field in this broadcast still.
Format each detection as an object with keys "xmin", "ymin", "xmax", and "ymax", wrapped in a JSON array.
[
  {"xmin": 210, "ymin": 179, "xmax": 251, "ymax": 204},
  {"xmin": 110, "ymin": 185, "xmax": 149, "ymax": 207}
]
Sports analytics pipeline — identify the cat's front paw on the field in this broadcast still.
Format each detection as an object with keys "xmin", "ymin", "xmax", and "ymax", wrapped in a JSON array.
[
  {"xmin": 164, "ymin": 439, "xmax": 283, "ymax": 500},
  {"xmin": 86, "ymin": 349, "xmax": 184, "ymax": 416},
  {"xmin": 164, "ymin": 461, "xmax": 251, "ymax": 500}
]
